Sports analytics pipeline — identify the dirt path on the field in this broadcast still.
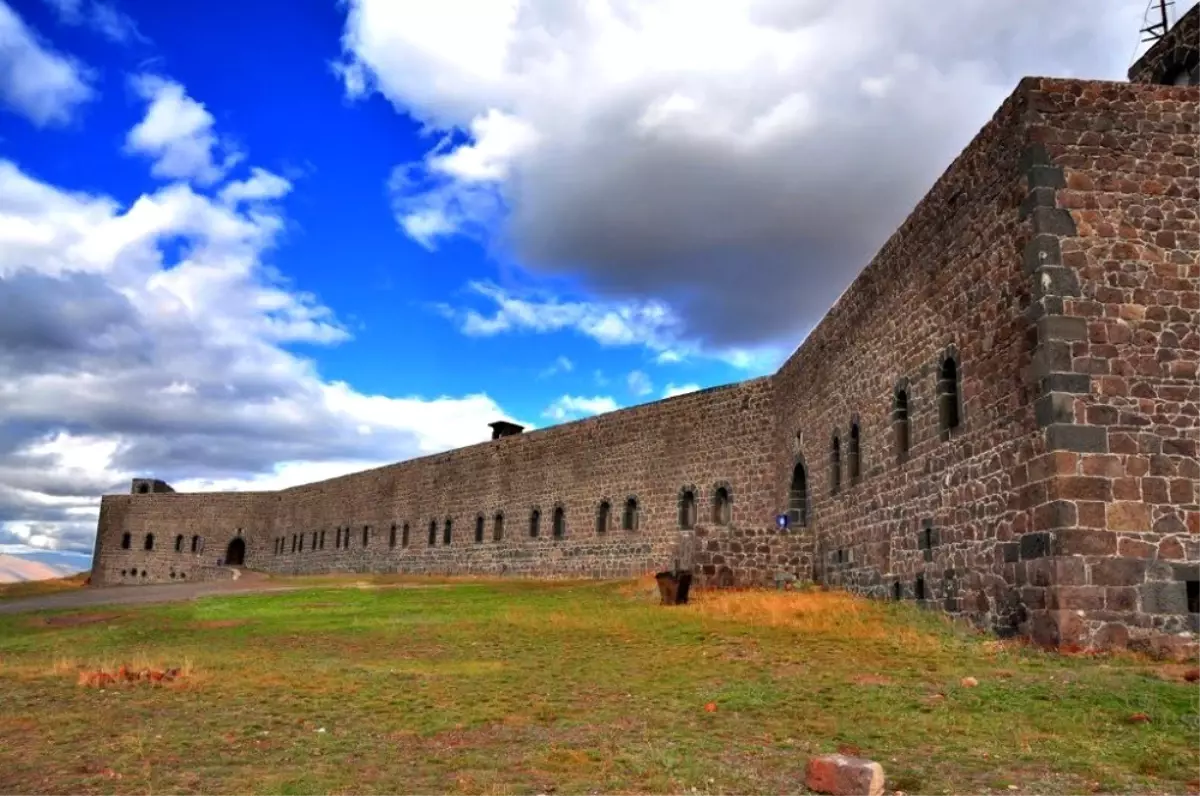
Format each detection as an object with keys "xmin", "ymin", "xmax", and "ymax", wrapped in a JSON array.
[{"xmin": 0, "ymin": 570, "xmax": 300, "ymax": 615}]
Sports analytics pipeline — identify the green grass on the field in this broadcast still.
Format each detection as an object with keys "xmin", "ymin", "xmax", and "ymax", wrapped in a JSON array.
[{"xmin": 0, "ymin": 576, "xmax": 1196, "ymax": 795}]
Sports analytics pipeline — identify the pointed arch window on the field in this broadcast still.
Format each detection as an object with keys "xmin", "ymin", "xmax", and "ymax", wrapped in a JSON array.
[{"xmin": 788, "ymin": 463, "xmax": 808, "ymax": 527}]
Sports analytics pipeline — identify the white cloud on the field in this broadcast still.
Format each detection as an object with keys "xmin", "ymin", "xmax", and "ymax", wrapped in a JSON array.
[
  {"xmin": 438, "ymin": 279, "xmax": 780, "ymax": 369},
  {"xmin": 627, "ymin": 369, "xmax": 653, "ymax": 397},
  {"xmin": 0, "ymin": 102, "xmax": 524, "ymax": 553},
  {"xmin": 0, "ymin": 0, "xmax": 93, "ymax": 126},
  {"xmin": 125, "ymin": 74, "xmax": 242, "ymax": 185},
  {"xmin": 219, "ymin": 167, "xmax": 293, "ymax": 206},
  {"xmin": 537, "ymin": 355, "xmax": 573, "ymax": 378},
  {"xmin": 336, "ymin": 0, "xmax": 1149, "ymax": 352},
  {"xmin": 663, "ymin": 382, "xmax": 700, "ymax": 398},
  {"xmin": 542, "ymin": 394, "xmax": 619, "ymax": 423},
  {"xmin": 42, "ymin": 0, "xmax": 144, "ymax": 44}
]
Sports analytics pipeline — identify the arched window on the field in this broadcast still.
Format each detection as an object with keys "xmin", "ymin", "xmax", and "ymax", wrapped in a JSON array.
[
  {"xmin": 622, "ymin": 497, "xmax": 639, "ymax": 531},
  {"xmin": 552, "ymin": 506, "xmax": 566, "ymax": 539},
  {"xmin": 475, "ymin": 515, "xmax": 485, "ymax": 543},
  {"xmin": 493, "ymin": 513, "xmax": 504, "ymax": 542},
  {"xmin": 362, "ymin": 525, "xmax": 370, "ymax": 547},
  {"xmin": 596, "ymin": 501, "xmax": 611, "ymax": 534},
  {"xmin": 915, "ymin": 574, "xmax": 927, "ymax": 600},
  {"xmin": 312, "ymin": 531, "xmax": 319, "ymax": 550},
  {"xmin": 788, "ymin": 463, "xmax": 808, "ymax": 527},
  {"xmin": 144, "ymin": 533, "xmax": 155, "ymax": 551},
  {"xmin": 428, "ymin": 520, "xmax": 437, "ymax": 546},
  {"xmin": 335, "ymin": 528, "xmax": 341, "ymax": 549},
  {"xmin": 402, "ymin": 522, "xmax": 410, "ymax": 547},
  {"xmin": 389, "ymin": 524, "xmax": 397, "ymax": 548},
  {"xmin": 678, "ymin": 489, "xmax": 696, "ymax": 530},
  {"xmin": 297, "ymin": 533, "xmax": 304, "ymax": 553},
  {"xmin": 848, "ymin": 420, "xmax": 861, "ymax": 484},
  {"xmin": 893, "ymin": 385, "xmax": 911, "ymax": 460},
  {"xmin": 291, "ymin": 535, "xmax": 297, "ymax": 553},
  {"xmin": 191, "ymin": 535, "xmax": 201, "ymax": 553},
  {"xmin": 319, "ymin": 530, "xmax": 326, "ymax": 549},
  {"xmin": 712, "ymin": 486, "xmax": 731, "ymax": 526},
  {"xmin": 174, "ymin": 534, "xmax": 184, "ymax": 552},
  {"xmin": 443, "ymin": 518, "xmax": 452, "ymax": 545},
  {"xmin": 529, "ymin": 509, "xmax": 541, "ymax": 538},
  {"xmin": 830, "ymin": 434, "xmax": 842, "ymax": 495},
  {"xmin": 939, "ymin": 354, "xmax": 962, "ymax": 435},
  {"xmin": 121, "ymin": 532, "xmax": 131, "ymax": 550}
]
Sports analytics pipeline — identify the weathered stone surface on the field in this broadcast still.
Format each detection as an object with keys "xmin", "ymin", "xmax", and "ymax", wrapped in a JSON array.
[{"xmin": 805, "ymin": 755, "xmax": 885, "ymax": 796}]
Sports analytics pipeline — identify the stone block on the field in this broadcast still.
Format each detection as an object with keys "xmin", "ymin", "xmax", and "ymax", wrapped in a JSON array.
[
  {"xmin": 1142, "ymin": 581, "xmax": 1189, "ymax": 615},
  {"xmin": 804, "ymin": 755, "xmax": 885, "ymax": 796},
  {"xmin": 1091, "ymin": 558, "xmax": 1148, "ymax": 587},
  {"xmin": 1053, "ymin": 529, "xmax": 1117, "ymax": 556},
  {"xmin": 1107, "ymin": 502, "xmax": 1152, "ymax": 532}
]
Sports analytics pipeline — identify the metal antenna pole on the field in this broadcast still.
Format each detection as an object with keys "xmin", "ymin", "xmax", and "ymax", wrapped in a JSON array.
[{"xmin": 1140, "ymin": 0, "xmax": 1175, "ymax": 43}]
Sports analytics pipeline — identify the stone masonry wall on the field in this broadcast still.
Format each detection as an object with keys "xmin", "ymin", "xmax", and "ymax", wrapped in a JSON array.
[
  {"xmin": 94, "ymin": 378, "xmax": 808, "ymax": 586},
  {"xmin": 1017, "ymin": 77, "xmax": 1200, "ymax": 655},
  {"xmin": 769, "ymin": 83, "xmax": 1039, "ymax": 637},
  {"xmin": 1127, "ymin": 2, "xmax": 1199, "ymax": 85}
]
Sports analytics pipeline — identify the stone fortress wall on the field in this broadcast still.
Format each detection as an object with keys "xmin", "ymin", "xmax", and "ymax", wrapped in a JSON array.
[{"xmin": 90, "ymin": 7, "xmax": 1199, "ymax": 652}]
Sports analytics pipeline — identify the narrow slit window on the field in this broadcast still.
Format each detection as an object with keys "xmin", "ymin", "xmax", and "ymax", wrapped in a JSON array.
[
  {"xmin": 428, "ymin": 521, "xmax": 437, "ymax": 546},
  {"xmin": 144, "ymin": 533, "xmax": 155, "ymax": 551},
  {"xmin": 529, "ymin": 509, "xmax": 541, "ymax": 538},
  {"xmin": 121, "ymin": 532, "xmax": 132, "ymax": 550},
  {"xmin": 893, "ymin": 386, "xmax": 911, "ymax": 459},
  {"xmin": 389, "ymin": 524, "xmax": 397, "ymax": 548},
  {"xmin": 475, "ymin": 515, "xmax": 484, "ymax": 543},
  {"xmin": 939, "ymin": 355, "xmax": 962, "ymax": 434},
  {"xmin": 830, "ymin": 435, "xmax": 842, "ymax": 495},
  {"xmin": 596, "ymin": 501, "xmax": 611, "ymax": 534},
  {"xmin": 679, "ymin": 489, "xmax": 696, "ymax": 530},
  {"xmin": 363, "ymin": 525, "xmax": 370, "ymax": 547},
  {"xmin": 552, "ymin": 507, "xmax": 566, "ymax": 539},
  {"xmin": 174, "ymin": 534, "xmax": 184, "ymax": 553},
  {"xmin": 402, "ymin": 523, "xmax": 410, "ymax": 547},
  {"xmin": 443, "ymin": 518, "xmax": 452, "ymax": 545},
  {"xmin": 848, "ymin": 421, "xmax": 861, "ymax": 484},
  {"xmin": 712, "ymin": 487, "xmax": 731, "ymax": 526},
  {"xmin": 492, "ymin": 514, "xmax": 503, "ymax": 542},
  {"xmin": 622, "ymin": 498, "xmax": 639, "ymax": 531}
]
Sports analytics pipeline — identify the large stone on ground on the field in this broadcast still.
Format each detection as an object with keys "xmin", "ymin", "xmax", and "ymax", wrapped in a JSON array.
[{"xmin": 804, "ymin": 754, "xmax": 885, "ymax": 796}]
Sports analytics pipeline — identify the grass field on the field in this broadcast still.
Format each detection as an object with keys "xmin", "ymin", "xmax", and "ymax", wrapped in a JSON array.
[{"xmin": 0, "ymin": 576, "xmax": 1197, "ymax": 795}]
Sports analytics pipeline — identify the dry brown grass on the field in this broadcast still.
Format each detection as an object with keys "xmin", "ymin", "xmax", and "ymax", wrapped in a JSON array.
[
  {"xmin": 685, "ymin": 587, "xmax": 940, "ymax": 648},
  {"xmin": 0, "ymin": 571, "xmax": 89, "ymax": 600}
]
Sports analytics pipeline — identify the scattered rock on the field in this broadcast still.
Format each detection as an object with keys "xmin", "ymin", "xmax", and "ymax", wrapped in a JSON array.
[
  {"xmin": 805, "ymin": 754, "xmax": 885, "ymax": 796},
  {"xmin": 1126, "ymin": 712, "xmax": 1151, "ymax": 724},
  {"xmin": 1183, "ymin": 668, "xmax": 1199, "ymax": 683},
  {"xmin": 960, "ymin": 677, "xmax": 979, "ymax": 687},
  {"xmin": 703, "ymin": 702, "xmax": 717, "ymax": 713}
]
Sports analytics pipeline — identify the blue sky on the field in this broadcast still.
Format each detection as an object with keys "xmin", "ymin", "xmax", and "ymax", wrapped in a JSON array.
[{"xmin": 0, "ymin": 0, "xmax": 1169, "ymax": 561}]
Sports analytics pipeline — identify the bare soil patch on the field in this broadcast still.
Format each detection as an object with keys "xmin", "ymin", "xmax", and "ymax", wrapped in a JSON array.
[{"xmin": 39, "ymin": 612, "xmax": 122, "ymax": 627}]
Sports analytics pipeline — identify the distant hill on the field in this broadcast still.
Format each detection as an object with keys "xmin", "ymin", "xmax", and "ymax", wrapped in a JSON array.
[{"xmin": 0, "ymin": 554, "xmax": 84, "ymax": 584}]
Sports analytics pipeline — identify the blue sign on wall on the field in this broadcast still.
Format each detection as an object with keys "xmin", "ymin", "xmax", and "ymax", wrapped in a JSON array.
[{"xmin": 775, "ymin": 513, "xmax": 788, "ymax": 529}]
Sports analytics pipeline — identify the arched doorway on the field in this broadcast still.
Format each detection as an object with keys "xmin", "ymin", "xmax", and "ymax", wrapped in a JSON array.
[{"xmin": 225, "ymin": 537, "xmax": 246, "ymax": 567}]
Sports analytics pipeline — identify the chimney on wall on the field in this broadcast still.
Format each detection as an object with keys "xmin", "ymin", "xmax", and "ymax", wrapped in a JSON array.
[{"xmin": 488, "ymin": 421, "xmax": 525, "ymax": 440}]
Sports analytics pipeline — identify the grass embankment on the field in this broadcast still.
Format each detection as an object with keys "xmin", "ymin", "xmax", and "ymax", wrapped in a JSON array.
[
  {"xmin": 0, "ymin": 576, "xmax": 1196, "ymax": 795},
  {"xmin": 0, "ymin": 572, "xmax": 89, "ymax": 601}
]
